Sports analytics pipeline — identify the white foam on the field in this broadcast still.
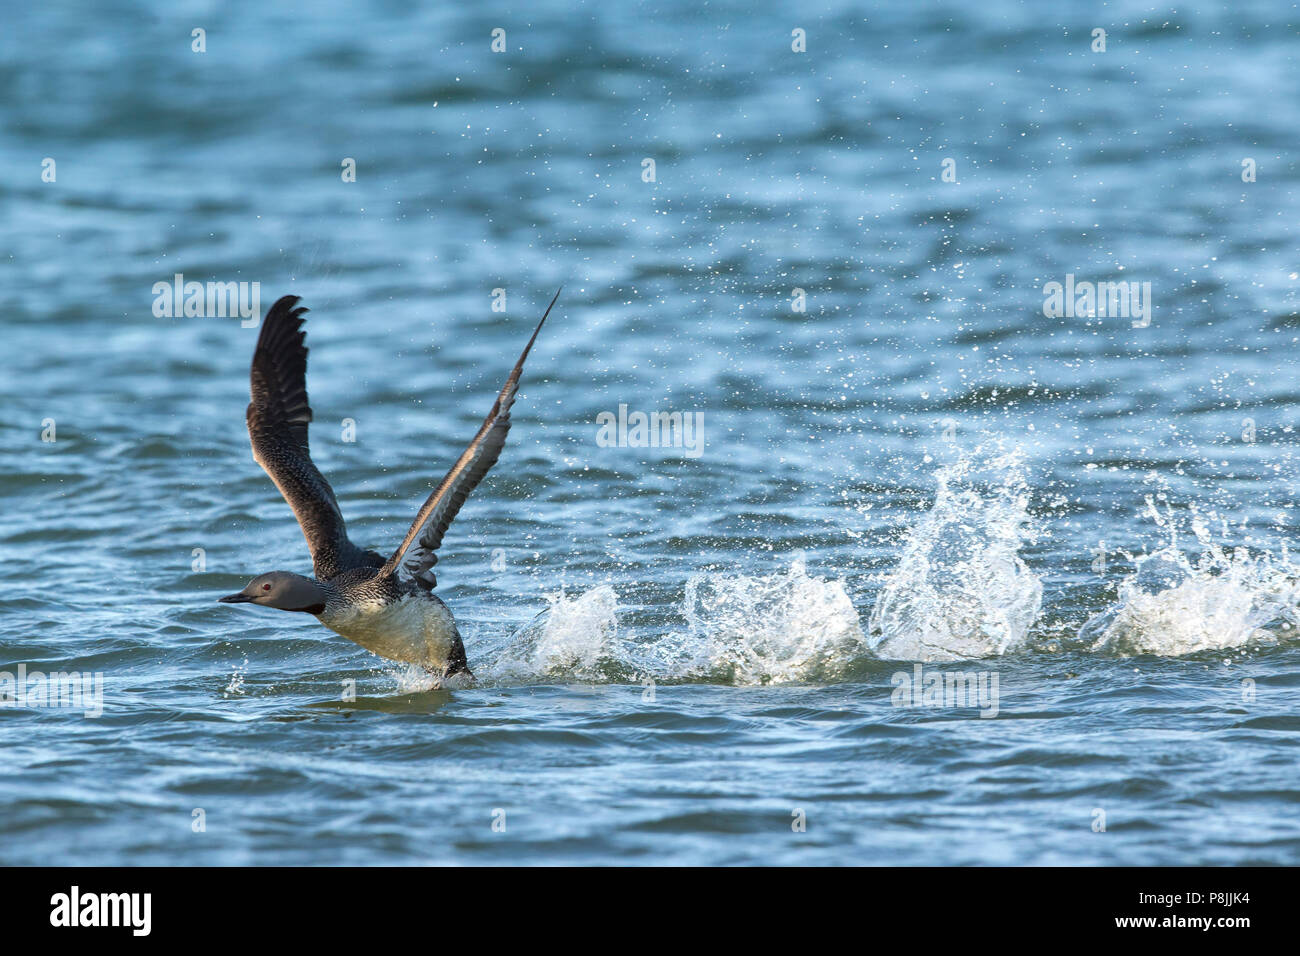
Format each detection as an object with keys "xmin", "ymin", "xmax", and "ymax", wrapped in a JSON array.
[
  {"xmin": 669, "ymin": 556, "xmax": 867, "ymax": 684},
  {"xmin": 867, "ymin": 443, "xmax": 1043, "ymax": 661},
  {"xmin": 391, "ymin": 663, "xmax": 441, "ymax": 694},
  {"xmin": 484, "ymin": 585, "xmax": 621, "ymax": 683},
  {"xmin": 472, "ymin": 558, "xmax": 866, "ymax": 687},
  {"xmin": 1080, "ymin": 532, "xmax": 1300, "ymax": 656}
]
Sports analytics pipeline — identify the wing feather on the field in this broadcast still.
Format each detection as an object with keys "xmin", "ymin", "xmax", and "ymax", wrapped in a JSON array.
[
  {"xmin": 380, "ymin": 289, "xmax": 561, "ymax": 588},
  {"xmin": 246, "ymin": 296, "xmax": 379, "ymax": 579}
]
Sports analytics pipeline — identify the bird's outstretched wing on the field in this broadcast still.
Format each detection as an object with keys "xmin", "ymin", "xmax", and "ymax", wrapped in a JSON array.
[
  {"xmin": 380, "ymin": 289, "xmax": 561, "ymax": 589},
  {"xmin": 246, "ymin": 295, "xmax": 381, "ymax": 580}
]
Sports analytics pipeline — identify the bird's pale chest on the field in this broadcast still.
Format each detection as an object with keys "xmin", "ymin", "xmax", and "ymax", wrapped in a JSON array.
[{"xmin": 320, "ymin": 593, "xmax": 459, "ymax": 669}]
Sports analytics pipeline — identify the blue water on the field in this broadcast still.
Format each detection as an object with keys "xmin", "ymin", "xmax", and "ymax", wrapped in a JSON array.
[{"xmin": 2, "ymin": 1, "xmax": 1298, "ymax": 865}]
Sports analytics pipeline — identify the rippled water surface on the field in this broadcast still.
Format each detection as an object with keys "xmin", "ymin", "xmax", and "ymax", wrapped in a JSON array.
[{"xmin": 2, "ymin": 1, "xmax": 1298, "ymax": 864}]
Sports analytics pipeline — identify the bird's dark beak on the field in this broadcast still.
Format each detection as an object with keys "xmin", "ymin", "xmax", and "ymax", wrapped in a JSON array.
[{"xmin": 218, "ymin": 592, "xmax": 253, "ymax": 604}]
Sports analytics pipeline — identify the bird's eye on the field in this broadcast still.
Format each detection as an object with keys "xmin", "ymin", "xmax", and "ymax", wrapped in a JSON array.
[{"xmin": 262, "ymin": 584, "xmax": 272, "ymax": 591}]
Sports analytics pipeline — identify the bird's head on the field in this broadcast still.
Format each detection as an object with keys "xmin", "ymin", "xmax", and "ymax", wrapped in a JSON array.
[{"xmin": 218, "ymin": 571, "xmax": 328, "ymax": 614}]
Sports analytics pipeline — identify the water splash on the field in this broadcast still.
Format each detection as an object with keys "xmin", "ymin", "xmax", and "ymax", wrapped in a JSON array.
[
  {"xmin": 477, "ymin": 558, "xmax": 866, "ymax": 686},
  {"xmin": 867, "ymin": 443, "xmax": 1043, "ymax": 661},
  {"xmin": 483, "ymin": 585, "xmax": 623, "ymax": 683},
  {"xmin": 223, "ymin": 657, "xmax": 248, "ymax": 696},
  {"xmin": 390, "ymin": 663, "xmax": 441, "ymax": 694},
  {"xmin": 1080, "ymin": 500, "xmax": 1300, "ymax": 656},
  {"xmin": 668, "ymin": 556, "xmax": 867, "ymax": 684}
]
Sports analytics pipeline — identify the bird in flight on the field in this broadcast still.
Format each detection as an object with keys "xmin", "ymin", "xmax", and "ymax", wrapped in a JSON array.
[{"xmin": 219, "ymin": 290, "xmax": 561, "ymax": 687}]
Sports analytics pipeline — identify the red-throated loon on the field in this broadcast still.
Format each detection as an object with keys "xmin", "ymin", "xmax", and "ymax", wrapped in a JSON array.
[{"xmin": 218, "ymin": 290, "xmax": 561, "ymax": 687}]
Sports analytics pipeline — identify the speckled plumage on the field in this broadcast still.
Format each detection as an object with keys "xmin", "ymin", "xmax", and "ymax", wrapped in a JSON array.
[{"xmin": 318, "ymin": 568, "xmax": 468, "ymax": 678}]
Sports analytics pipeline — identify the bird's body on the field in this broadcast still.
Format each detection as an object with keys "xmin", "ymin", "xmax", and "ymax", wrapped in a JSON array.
[
  {"xmin": 219, "ymin": 291, "xmax": 560, "ymax": 687},
  {"xmin": 317, "ymin": 568, "xmax": 468, "ymax": 680}
]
